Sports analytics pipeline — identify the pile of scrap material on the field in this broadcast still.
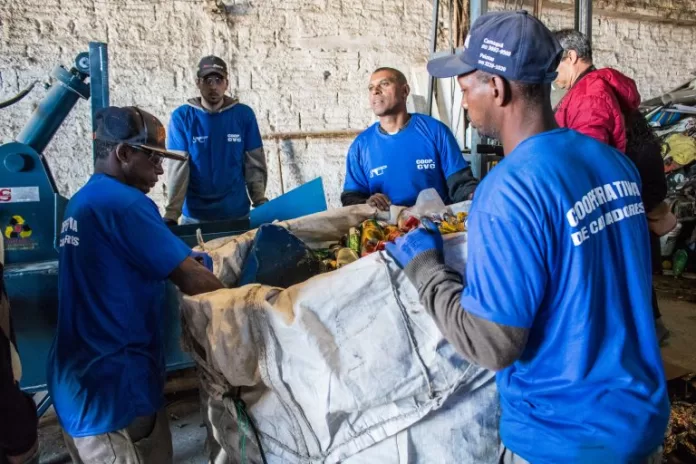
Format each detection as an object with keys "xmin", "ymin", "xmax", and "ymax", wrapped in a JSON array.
[
  {"xmin": 237, "ymin": 189, "xmax": 469, "ymax": 286},
  {"xmin": 665, "ymin": 402, "xmax": 696, "ymax": 461},
  {"xmin": 664, "ymin": 374, "xmax": 696, "ymax": 463},
  {"xmin": 180, "ymin": 203, "xmax": 500, "ymax": 464},
  {"xmin": 316, "ymin": 211, "xmax": 467, "ymax": 271},
  {"xmin": 641, "ymin": 80, "xmax": 696, "ymax": 277}
]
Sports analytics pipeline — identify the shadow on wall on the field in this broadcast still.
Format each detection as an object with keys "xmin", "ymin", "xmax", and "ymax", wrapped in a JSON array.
[
  {"xmin": 214, "ymin": 1, "xmax": 253, "ymax": 16},
  {"xmin": 280, "ymin": 139, "xmax": 304, "ymax": 194}
]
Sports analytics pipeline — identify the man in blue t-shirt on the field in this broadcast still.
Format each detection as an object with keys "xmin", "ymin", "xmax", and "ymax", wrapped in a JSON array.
[
  {"xmin": 386, "ymin": 11, "xmax": 669, "ymax": 464},
  {"xmin": 164, "ymin": 55, "xmax": 268, "ymax": 225},
  {"xmin": 48, "ymin": 106, "xmax": 224, "ymax": 462},
  {"xmin": 341, "ymin": 67, "xmax": 478, "ymax": 210}
]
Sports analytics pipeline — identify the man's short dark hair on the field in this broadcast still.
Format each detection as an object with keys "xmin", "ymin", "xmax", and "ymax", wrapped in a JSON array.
[
  {"xmin": 94, "ymin": 140, "xmax": 118, "ymax": 160},
  {"xmin": 373, "ymin": 67, "xmax": 408, "ymax": 85},
  {"xmin": 476, "ymin": 70, "xmax": 545, "ymax": 104},
  {"xmin": 554, "ymin": 29, "xmax": 593, "ymax": 62}
]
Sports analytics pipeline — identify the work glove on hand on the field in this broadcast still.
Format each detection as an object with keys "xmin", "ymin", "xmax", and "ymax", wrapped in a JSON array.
[
  {"xmin": 385, "ymin": 226, "xmax": 443, "ymax": 270},
  {"xmin": 190, "ymin": 250, "xmax": 214, "ymax": 272}
]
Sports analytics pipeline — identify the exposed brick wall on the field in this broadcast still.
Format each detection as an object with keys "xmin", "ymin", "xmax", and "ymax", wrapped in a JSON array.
[
  {"xmin": 490, "ymin": 0, "xmax": 696, "ymax": 100},
  {"xmin": 0, "ymin": 0, "xmax": 433, "ymax": 209},
  {"xmin": 1, "ymin": 0, "xmax": 694, "ymax": 211}
]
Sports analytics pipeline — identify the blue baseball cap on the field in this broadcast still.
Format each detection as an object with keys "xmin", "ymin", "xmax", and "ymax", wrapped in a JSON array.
[{"xmin": 427, "ymin": 10, "xmax": 563, "ymax": 83}]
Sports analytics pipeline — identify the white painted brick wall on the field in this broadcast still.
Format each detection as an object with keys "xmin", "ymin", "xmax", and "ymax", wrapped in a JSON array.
[{"xmin": 1, "ymin": 0, "xmax": 695, "ymax": 211}]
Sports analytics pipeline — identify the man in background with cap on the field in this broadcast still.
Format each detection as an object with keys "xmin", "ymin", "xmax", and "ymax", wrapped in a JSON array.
[
  {"xmin": 341, "ymin": 67, "xmax": 478, "ymax": 210},
  {"xmin": 48, "ymin": 106, "xmax": 224, "ymax": 462},
  {"xmin": 386, "ymin": 10, "xmax": 668, "ymax": 463},
  {"xmin": 164, "ymin": 55, "xmax": 268, "ymax": 225}
]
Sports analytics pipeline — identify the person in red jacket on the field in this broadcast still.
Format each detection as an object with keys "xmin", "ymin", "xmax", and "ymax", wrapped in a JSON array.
[
  {"xmin": 553, "ymin": 28, "xmax": 671, "ymax": 344},
  {"xmin": 553, "ymin": 29, "xmax": 641, "ymax": 153}
]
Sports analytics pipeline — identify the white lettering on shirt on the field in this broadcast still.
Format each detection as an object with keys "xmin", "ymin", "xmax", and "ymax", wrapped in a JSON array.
[
  {"xmin": 565, "ymin": 180, "xmax": 645, "ymax": 247},
  {"xmin": 227, "ymin": 133, "xmax": 242, "ymax": 143},
  {"xmin": 59, "ymin": 217, "xmax": 79, "ymax": 248},
  {"xmin": 416, "ymin": 159, "xmax": 436, "ymax": 170},
  {"xmin": 192, "ymin": 136, "xmax": 208, "ymax": 144},
  {"xmin": 370, "ymin": 165, "xmax": 388, "ymax": 178}
]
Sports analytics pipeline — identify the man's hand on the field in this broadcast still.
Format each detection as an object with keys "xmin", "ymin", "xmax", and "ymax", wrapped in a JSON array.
[
  {"xmin": 385, "ymin": 227, "xmax": 443, "ymax": 269},
  {"xmin": 190, "ymin": 250, "xmax": 213, "ymax": 272},
  {"xmin": 367, "ymin": 193, "xmax": 391, "ymax": 211},
  {"xmin": 170, "ymin": 257, "xmax": 224, "ymax": 296}
]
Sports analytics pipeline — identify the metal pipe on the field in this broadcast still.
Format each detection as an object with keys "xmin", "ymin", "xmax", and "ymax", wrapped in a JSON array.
[
  {"xmin": 89, "ymin": 42, "xmax": 110, "ymax": 166},
  {"xmin": 470, "ymin": 0, "xmax": 488, "ymax": 27},
  {"xmin": 15, "ymin": 66, "xmax": 89, "ymax": 155},
  {"xmin": 574, "ymin": 0, "xmax": 592, "ymax": 45},
  {"xmin": 468, "ymin": 0, "xmax": 487, "ymax": 178},
  {"xmin": 262, "ymin": 129, "xmax": 361, "ymax": 141},
  {"xmin": 0, "ymin": 81, "xmax": 39, "ymax": 110},
  {"xmin": 426, "ymin": 0, "xmax": 440, "ymax": 116}
]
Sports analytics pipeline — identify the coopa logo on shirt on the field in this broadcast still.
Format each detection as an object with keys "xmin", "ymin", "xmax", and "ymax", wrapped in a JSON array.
[
  {"xmin": 192, "ymin": 136, "xmax": 208, "ymax": 144},
  {"xmin": 416, "ymin": 159, "xmax": 436, "ymax": 170},
  {"xmin": 227, "ymin": 134, "xmax": 242, "ymax": 143}
]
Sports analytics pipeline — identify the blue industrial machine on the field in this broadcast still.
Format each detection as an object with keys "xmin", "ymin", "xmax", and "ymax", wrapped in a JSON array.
[{"xmin": 0, "ymin": 42, "xmax": 328, "ymax": 416}]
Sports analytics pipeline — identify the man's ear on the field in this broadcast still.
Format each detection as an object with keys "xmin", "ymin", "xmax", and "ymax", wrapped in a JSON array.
[
  {"xmin": 115, "ymin": 144, "xmax": 129, "ymax": 164},
  {"xmin": 567, "ymin": 50, "xmax": 579, "ymax": 65},
  {"xmin": 490, "ymin": 75, "xmax": 510, "ymax": 107},
  {"xmin": 403, "ymin": 83, "xmax": 411, "ymax": 99}
]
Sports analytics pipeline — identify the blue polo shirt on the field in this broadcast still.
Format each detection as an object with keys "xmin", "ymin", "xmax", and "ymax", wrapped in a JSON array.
[
  {"xmin": 168, "ymin": 102, "xmax": 263, "ymax": 221},
  {"xmin": 343, "ymin": 113, "xmax": 468, "ymax": 206},
  {"xmin": 460, "ymin": 129, "xmax": 669, "ymax": 463},
  {"xmin": 47, "ymin": 174, "xmax": 191, "ymax": 437}
]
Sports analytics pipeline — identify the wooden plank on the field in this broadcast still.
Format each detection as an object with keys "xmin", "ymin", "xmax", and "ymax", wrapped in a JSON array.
[{"xmin": 533, "ymin": 0, "xmax": 544, "ymax": 18}]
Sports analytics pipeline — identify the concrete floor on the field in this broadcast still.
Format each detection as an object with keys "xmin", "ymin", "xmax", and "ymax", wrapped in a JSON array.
[
  {"xmin": 656, "ymin": 276, "xmax": 696, "ymax": 376},
  {"xmin": 37, "ymin": 391, "xmax": 207, "ymax": 464},
  {"xmin": 35, "ymin": 285, "xmax": 696, "ymax": 463}
]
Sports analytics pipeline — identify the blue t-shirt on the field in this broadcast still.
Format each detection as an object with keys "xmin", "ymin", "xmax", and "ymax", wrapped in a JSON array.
[
  {"xmin": 47, "ymin": 174, "xmax": 191, "ymax": 437},
  {"xmin": 343, "ymin": 113, "xmax": 468, "ymax": 206},
  {"xmin": 460, "ymin": 129, "xmax": 669, "ymax": 463},
  {"xmin": 168, "ymin": 102, "xmax": 263, "ymax": 221}
]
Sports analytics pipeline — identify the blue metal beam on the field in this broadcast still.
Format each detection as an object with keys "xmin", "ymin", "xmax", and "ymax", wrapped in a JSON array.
[{"xmin": 89, "ymin": 42, "xmax": 110, "ymax": 166}]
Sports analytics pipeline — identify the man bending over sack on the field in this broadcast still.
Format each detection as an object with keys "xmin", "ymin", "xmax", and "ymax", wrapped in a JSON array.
[{"xmin": 47, "ymin": 106, "xmax": 224, "ymax": 463}]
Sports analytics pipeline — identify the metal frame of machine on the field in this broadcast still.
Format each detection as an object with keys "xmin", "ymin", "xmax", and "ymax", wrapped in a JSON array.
[{"xmin": 0, "ymin": 43, "xmax": 327, "ymax": 416}]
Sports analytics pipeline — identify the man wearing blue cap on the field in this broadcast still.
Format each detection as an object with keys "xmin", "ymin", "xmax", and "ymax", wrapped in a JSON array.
[
  {"xmin": 48, "ymin": 106, "xmax": 224, "ymax": 462},
  {"xmin": 386, "ymin": 11, "xmax": 668, "ymax": 464}
]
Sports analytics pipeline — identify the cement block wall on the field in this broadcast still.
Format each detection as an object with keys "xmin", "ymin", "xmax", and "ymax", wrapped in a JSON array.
[{"xmin": 1, "ymin": 0, "xmax": 695, "ymax": 211}]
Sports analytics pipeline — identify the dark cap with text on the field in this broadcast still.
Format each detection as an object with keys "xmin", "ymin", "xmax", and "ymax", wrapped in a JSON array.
[
  {"xmin": 94, "ymin": 106, "xmax": 187, "ymax": 161},
  {"xmin": 197, "ymin": 55, "xmax": 228, "ymax": 78},
  {"xmin": 427, "ymin": 10, "xmax": 563, "ymax": 83}
]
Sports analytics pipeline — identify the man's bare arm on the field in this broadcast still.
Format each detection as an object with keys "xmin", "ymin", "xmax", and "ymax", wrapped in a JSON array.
[{"xmin": 169, "ymin": 257, "xmax": 224, "ymax": 296}]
